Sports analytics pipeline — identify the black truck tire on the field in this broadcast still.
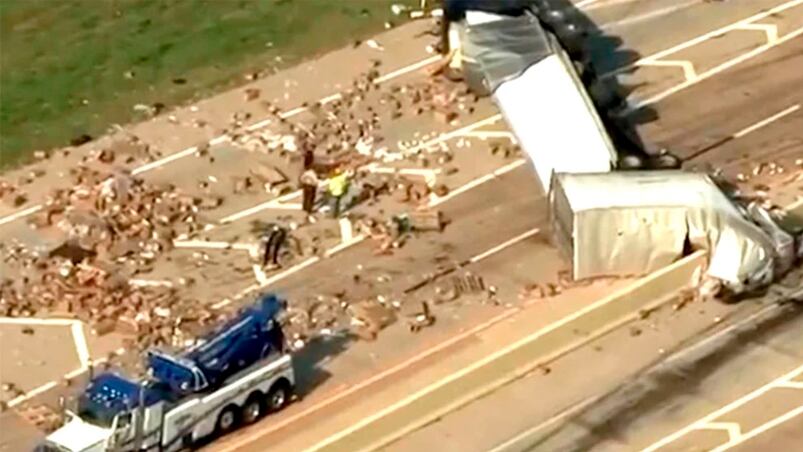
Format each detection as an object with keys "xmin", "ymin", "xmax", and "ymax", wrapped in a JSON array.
[
  {"xmin": 215, "ymin": 405, "xmax": 240, "ymax": 435},
  {"xmin": 266, "ymin": 381, "xmax": 291, "ymax": 413},
  {"xmin": 242, "ymin": 393, "xmax": 266, "ymax": 425}
]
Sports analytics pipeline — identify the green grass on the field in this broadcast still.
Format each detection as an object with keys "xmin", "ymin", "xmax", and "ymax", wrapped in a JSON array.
[{"xmin": 0, "ymin": 0, "xmax": 415, "ymax": 168}]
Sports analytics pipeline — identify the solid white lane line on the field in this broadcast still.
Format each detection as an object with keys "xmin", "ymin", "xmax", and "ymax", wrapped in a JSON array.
[
  {"xmin": 429, "ymin": 159, "xmax": 527, "ymax": 207},
  {"xmin": 252, "ymin": 263, "xmax": 269, "ymax": 285},
  {"xmin": 217, "ymin": 114, "xmax": 504, "ymax": 224},
  {"xmin": 487, "ymin": 395, "xmax": 605, "ymax": 452},
  {"xmin": 8, "ymin": 381, "xmax": 59, "ymax": 408},
  {"xmin": 0, "ymin": 205, "xmax": 42, "ymax": 226},
  {"xmin": 701, "ymin": 422, "xmax": 742, "ymax": 441},
  {"xmin": 626, "ymin": 0, "xmax": 803, "ymax": 67},
  {"xmin": 733, "ymin": 104, "xmax": 800, "ymax": 138},
  {"xmin": 468, "ymin": 228, "xmax": 540, "ymax": 264},
  {"xmin": 131, "ymin": 145, "xmax": 200, "ymax": 175},
  {"xmin": 324, "ymin": 236, "xmax": 367, "ymax": 258},
  {"xmin": 601, "ymin": 0, "xmax": 803, "ymax": 78},
  {"xmin": 462, "ymin": 130, "xmax": 517, "ymax": 141},
  {"xmin": 375, "ymin": 55, "xmax": 441, "ymax": 84},
  {"xmin": 129, "ymin": 279, "xmax": 174, "ymax": 288},
  {"xmin": 4, "ymin": 1, "xmax": 799, "ymax": 228},
  {"xmin": 218, "ymin": 199, "xmax": 282, "ymax": 224},
  {"xmin": 339, "ymin": 217, "xmax": 354, "ymax": 243},
  {"xmin": 404, "ymin": 114, "xmax": 503, "ymax": 154},
  {"xmin": 173, "ymin": 239, "xmax": 235, "ymax": 250},
  {"xmin": 0, "ymin": 56, "xmax": 442, "ymax": 227}
]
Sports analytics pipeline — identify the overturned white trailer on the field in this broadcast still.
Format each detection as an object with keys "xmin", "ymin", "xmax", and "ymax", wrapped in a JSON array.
[
  {"xmin": 549, "ymin": 171, "xmax": 797, "ymax": 295},
  {"xmin": 452, "ymin": 10, "xmax": 618, "ymax": 193}
]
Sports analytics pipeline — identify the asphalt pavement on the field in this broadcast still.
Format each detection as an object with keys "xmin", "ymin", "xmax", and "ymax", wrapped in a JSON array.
[
  {"xmin": 605, "ymin": 301, "xmax": 803, "ymax": 452},
  {"xmin": 1, "ymin": 0, "xmax": 802, "ymax": 451},
  {"xmin": 371, "ymin": 1, "xmax": 803, "ymax": 447}
]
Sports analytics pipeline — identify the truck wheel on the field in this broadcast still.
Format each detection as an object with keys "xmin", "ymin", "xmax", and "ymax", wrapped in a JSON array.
[
  {"xmin": 649, "ymin": 153, "xmax": 682, "ymax": 170},
  {"xmin": 215, "ymin": 405, "xmax": 240, "ymax": 435},
  {"xmin": 266, "ymin": 381, "xmax": 290, "ymax": 413},
  {"xmin": 241, "ymin": 393, "xmax": 265, "ymax": 425},
  {"xmin": 619, "ymin": 154, "xmax": 646, "ymax": 170}
]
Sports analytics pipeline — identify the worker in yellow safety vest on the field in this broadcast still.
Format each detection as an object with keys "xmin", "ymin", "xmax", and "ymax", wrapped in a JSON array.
[{"xmin": 327, "ymin": 167, "xmax": 350, "ymax": 218}]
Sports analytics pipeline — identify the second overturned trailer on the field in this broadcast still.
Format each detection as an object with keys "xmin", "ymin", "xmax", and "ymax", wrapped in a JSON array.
[{"xmin": 549, "ymin": 171, "xmax": 799, "ymax": 296}]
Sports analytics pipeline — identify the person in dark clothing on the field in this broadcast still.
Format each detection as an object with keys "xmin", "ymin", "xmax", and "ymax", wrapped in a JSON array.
[
  {"xmin": 263, "ymin": 224, "xmax": 288, "ymax": 268},
  {"xmin": 299, "ymin": 168, "xmax": 319, "ymax": 215},
  {"xmin": 303, "ymin": 148, "xmax": 315, "ymax": 170}
]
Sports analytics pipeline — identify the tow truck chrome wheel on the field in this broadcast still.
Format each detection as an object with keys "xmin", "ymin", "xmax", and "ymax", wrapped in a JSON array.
[
  {"xmin": 242, "ymin": 394, "xmax": 264, "ymax": 425},
  {"xmin": 267, "ymin": 383, "xmax": 290, "ymax": 412},
  {"xmin": 216, "ymin": 406, "xmax": 239, "ymax": 434}
]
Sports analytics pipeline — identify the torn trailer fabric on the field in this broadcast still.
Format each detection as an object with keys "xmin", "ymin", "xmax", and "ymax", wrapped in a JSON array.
[{"xmin": 548, "ymin": 171, "xmax": 794, "ymax": 294}]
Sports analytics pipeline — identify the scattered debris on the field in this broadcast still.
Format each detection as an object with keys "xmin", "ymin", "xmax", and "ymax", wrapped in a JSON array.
[
  {"xmin": 408, "ymin": 301, "xmax": 435, "ymax": 332},
  {"xmin": 349, "ymin": 300, "xmax": 395, "ymax": 341},
  {"xmin": 16, "ymin": 403, "xmax": 63, "ymax": 433},
  {"xmin": 366, "ymin": 39, "xmax": 384, "ymax": 51},
  {"xmin": 244, "ymin": 88, "xmax": 261, "ymax": 101}
]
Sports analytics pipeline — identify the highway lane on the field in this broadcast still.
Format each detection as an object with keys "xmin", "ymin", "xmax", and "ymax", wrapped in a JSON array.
[
  {"xmin": 640, "ymin": 36, "xmax": 803, "ymax": 167},
  {"xmin": 378, "ymin": 7, "xmax": 803, "ymax": 452},
  {"xmin": 3, "ymin": 0, "xmax": 800, "ymax": 448},
  {"xmin": 638, "ymin": 32, "xmax": 803, "ymax": 205},
  {"xmin": 209, "ymin": 0, "xmax": 803, "ymax": 450},
  {"xmin": 383, "ymin": 292, "xmax": 778, "ymax": 452},
  {"xmin": 622, "ymin": 305, "xmax": 803, "ymax": 452},
  {"xmin": 728, "ymin": 415, "xmax": 803, "ymax": 452}
]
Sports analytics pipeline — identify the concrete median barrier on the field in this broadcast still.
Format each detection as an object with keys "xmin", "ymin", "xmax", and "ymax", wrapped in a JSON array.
[{"xmin": 308, "ymin": 250, "xmax": 709, "ymax": 452}]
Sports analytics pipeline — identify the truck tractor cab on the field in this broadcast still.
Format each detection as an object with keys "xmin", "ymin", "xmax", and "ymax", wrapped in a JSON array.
[
  {"xmin": 41, "ymin": 294, "xmax": 290, "ymax": 452},
  {"xmin": 39, "ymin": 373, "xmax": 172, "ymax": 452}
]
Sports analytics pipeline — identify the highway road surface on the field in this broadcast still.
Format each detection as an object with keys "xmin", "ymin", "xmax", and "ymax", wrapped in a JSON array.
[
  {"xmin": 398, "ymin": 290, "xmax": 802, "ymax": 452},
  {"xmin": 0, "ymin": 0, "xmax": 801, "ymax": 451}
]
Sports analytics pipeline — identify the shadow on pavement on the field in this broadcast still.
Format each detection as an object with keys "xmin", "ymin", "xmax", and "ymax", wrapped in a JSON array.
[
  {"xmin": 291, "ymin": 331, "xmax": 354, "ymax": 397},
  {"xmin": 533, "ymin": 0, "xmax": 675, "ymax": 166}
]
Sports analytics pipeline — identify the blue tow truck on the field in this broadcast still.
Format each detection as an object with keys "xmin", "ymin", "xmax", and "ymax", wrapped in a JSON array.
[{"xmin": 39, "ymin": 294, "xmax": 294, "ymax": 452}]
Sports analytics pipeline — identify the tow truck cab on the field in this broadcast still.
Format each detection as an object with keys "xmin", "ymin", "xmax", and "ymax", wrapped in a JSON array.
[{"xmin": 40, "ymin": 294, "xmax": 293, "ymax": 452}]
